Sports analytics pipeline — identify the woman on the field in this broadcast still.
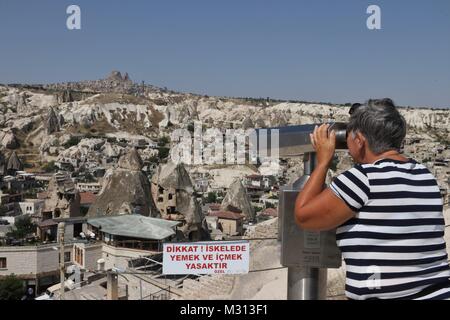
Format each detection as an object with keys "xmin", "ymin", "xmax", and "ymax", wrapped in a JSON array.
[{"xmin": 294, "ymin": 98, "xmax": 450, "ymax": 300}]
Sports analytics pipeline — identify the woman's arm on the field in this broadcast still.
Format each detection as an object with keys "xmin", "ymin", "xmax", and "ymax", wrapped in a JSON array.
[{"xmin": 294, "ymin": 124, "xmax": 355, "ymax": 231}]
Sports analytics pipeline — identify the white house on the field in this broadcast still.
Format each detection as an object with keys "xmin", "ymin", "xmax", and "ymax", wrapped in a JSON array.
[{"xmin": 18, "ymin": 199, "xmax": 45, "ymax": 217}]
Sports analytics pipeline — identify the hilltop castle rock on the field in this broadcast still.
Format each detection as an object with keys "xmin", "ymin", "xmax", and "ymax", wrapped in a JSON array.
[{"xmin": 42, "ymin": 70, "xmax": 143, "ymax": 94}]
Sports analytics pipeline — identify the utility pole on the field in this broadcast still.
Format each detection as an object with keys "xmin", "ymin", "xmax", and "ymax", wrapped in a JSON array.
[
  {"xmin": 58, "ymin": 222, "xmax": 66, "ymax": 300},
  {"xmin": 139, "ymin": 279, "xmax": 143, "ymax": 300},
  {"xmin": 107, "ymin": 272, "xmax": 119, "ymax": 300}
]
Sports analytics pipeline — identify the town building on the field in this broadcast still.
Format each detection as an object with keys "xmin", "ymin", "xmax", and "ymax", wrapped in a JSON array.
[
  {"xmin": 79, "ymin": 192, "xmax": 96, "ymax": 215},
  {"xmin": 87, "ymin": 215, "xmax": 181, "ymax": 252},
  {"xmin": 151, "ymin": 161, "xmax": 209, "ymax": 241},
  {"xmin": 208, "ymin": 210, "xmax": 244, "ymax": 236},
  {"xmin": 0, "ymin": 191, "xmax": 23, "ymax": 216},
  {"xmin": 41, "ymin": 172, "xmax": 81, "ymax": 220},
  {"xmin": 76, "ymin": 182, "xmax": 102, "ymax": 194},
  {"xmin": 18, "ymin": 199, "xmax": 45, "ymax": 219}
]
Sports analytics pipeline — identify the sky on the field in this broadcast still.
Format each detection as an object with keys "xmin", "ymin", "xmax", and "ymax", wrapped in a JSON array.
[{"xmin": 0, "ymin": 0, "xmax": 449, "ymax": 108}]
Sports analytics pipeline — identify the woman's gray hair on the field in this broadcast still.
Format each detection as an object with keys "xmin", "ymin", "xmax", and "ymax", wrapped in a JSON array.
[{"xmin": 347, "ymin": 98, "xmax": 407, "ymax": 154}]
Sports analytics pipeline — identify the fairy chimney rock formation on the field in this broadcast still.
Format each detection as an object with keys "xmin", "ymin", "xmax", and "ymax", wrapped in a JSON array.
[
  {"xmin": 117, "ymin": 147, "xmax": 143, "ymax": 171},
  {"xmin": 0, "ymin": 152, "xmax": 6, "ymax": 175},
  {"xmin": 87, "ymin": 148, "xmax": 158, "ymax": 217},
  {"xmin": 43, "ymin": 172, "xmax": 81, "ymax": 218},
  {"xmin": 151, "ymin": 161, "xmax": 209, "ymax": 240},
  {"xmin": 46, "ymin": 107, "xmax": 60, "ymax": 134},
  {"xmin": 6, "ymin": 151, "xmax": 23, "ymax": 173},
  {"xmin": 221, "ymin": 178, "xmax": 256, "ymax": 221}
]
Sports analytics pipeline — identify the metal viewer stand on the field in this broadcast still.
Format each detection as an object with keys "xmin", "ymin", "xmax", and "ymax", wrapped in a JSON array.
[{"xmin": 256, "ymin": 123, "xmax": 348, "ymax": 300}]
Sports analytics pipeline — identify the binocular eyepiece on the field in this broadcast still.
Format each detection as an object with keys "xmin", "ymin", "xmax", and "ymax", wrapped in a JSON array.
[{"xmin": 328, "ymin": 122, "xmax": 348, "ymax": 150}]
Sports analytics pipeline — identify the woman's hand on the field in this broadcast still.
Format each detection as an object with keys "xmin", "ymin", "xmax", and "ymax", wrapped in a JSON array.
[{"xmin": 309, "ymin": 123, "xmax": 336, "ymax": 168}]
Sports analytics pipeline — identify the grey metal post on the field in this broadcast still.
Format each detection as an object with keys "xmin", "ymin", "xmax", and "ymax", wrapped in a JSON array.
[
  {"xmin": 256, "ymin": 123, "xmax": 346, "ymax": 300},
  {"xmin": 288, "ymin": 153, "xmax": 328, "ymax": 300},
  {"xmin": 288, "ymin": 267, "xmax": 327, "ymax": 300}
]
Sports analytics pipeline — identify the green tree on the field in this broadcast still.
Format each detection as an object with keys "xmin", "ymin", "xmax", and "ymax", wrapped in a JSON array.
[
  {"xmin": 63, "ymin": 136, "xmax": 81, "ymax": 148},
  {"xmin": 42, "ymin": 161, "xmax": 57, "ymax": 173},
  {"xmin": 158, "ymin": 147, "xmax": 170, "ymax": 159},
  {"xmin": 265, "ymin": 202, "xmax": 275, "ymax": 209},
  {"xmin": 0, "ymin": 206, "xmax": 8, "ymax": 217},
  {"xmin": 205, "ymin": 192, "xmax": 217, "ymax": 204},
  {"xmin": 0, "ymin": 275, "xmax": 24, "ymax": 300},
  {"xmin": 22, "ymin": 188, "xmax": 39, "ymax": 199},
  {"xmin": 148, "ymin": 155, "xmax": 159, "ymax": 163},
  {"xmin": 158, "ymin": 136, "xmax": 170, "ymax": 147},
  {"xmin": 254, "ymin": 206, "xmax": 263, "ymax": 213},
  {"xmin": 83, "ymin": 172, "xmax": 96, "ymax": 183},
  {"xmin": 106, "ymin": 137, "xmax": 117, "ymax": 143},
  {"xmin": 7, "ymin": 216, "xmax": 36, "ymax": 240}
]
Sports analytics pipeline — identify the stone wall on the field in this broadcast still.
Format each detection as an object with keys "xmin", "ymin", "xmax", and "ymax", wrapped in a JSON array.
[
  {"xmin": 101, "ymin": 244, "xmax": 157, "ymax": 271},
  {"xmin": 0, "ymin": 243, "xmax": 72, "ymax": 279}
]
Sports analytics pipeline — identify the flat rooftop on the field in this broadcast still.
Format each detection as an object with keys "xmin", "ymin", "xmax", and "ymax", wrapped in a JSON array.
[{"xmin": 87, "ymin": 215, "xmax": 181, "ymax": 240}]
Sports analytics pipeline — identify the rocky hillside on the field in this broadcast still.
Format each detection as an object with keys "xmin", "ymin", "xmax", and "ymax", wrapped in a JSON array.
[{"xmin": 0, "ymin": 72, "xmax": 449, "ymax": 174}]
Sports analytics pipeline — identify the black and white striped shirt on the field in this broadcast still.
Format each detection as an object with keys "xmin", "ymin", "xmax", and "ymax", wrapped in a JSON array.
[{"xmin": 330, "ymin": 158, "xmax": 450, "ymax": 300}]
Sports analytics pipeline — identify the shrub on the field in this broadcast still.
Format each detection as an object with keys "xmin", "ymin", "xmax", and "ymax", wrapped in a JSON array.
[
  {"xmin": 42, "ymin": 161, "xmax": 57, "ymax": 173},
  {"xmin": 265, "ymin": 202, "xmax": 275, "ymax": 209},
  {"xmin": 0, "ymin": 275, "xmax": 25, "ymax": 300},
  {"xmin": 63, "ymin": 136, "xmax": 81, "ymax": 148},
  {"xmin": 7, "ymin": 215, "xmax": 36, "ymax": 240},
  {"xmin": 205, "ymin": 192, "xmax": 217, "ymax": 204},
  {"xmin": 158, "ymin": 147, "xmax": 170, "ymax": 159},
  {"xmin": 158, "ymin": 136, "xmax": 170, "ymax": 147}
]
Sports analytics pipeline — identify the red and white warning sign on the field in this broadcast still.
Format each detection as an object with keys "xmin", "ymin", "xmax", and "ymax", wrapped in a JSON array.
[{"xmin": 162, "ymin": 241, "xmax": 250, "ymax": 275}]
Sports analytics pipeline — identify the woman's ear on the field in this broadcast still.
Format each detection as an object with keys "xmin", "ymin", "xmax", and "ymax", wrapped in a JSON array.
[{"xmin": 355, "ymin": 131, "xmax": 366, "ymax": 149}]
